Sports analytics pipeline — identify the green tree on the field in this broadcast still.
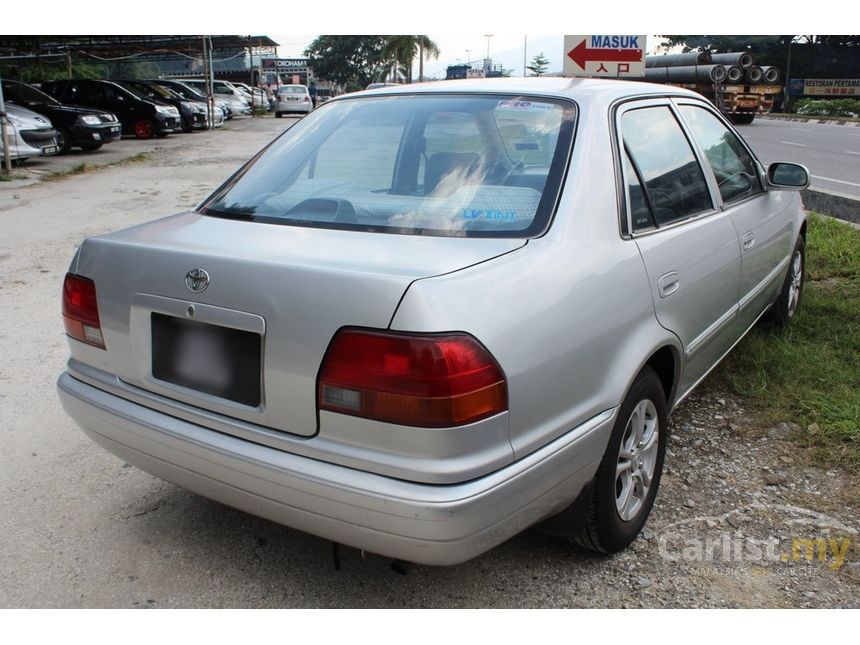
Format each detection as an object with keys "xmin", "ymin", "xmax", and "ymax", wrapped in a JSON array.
[
  {"xmin": 382, "ymin": 35, "xmax": 440, "ymax": 83},
  {"xmin": 527, "ymin": 52, "xmax": 550, "ymax": 76},
  {"xmin": 304, "ymin": 36, "xmax": 388, "ymax": 90}
]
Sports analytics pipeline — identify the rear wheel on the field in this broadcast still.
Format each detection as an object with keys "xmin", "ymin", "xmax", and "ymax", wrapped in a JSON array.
[
  {"xmin": 133, "ymin": 118, "xmax": 156, "ymax": 139},
  {"xmin": 573, "ymin": 366, "xmax": 668, "ymax": 553},
  {"xmin": 763, "ymin": 235, "xmax": 805, "ymax": 327},
  {"xmin": 275, "ymin": 112, "xmax": 283, "ymax": 118}
]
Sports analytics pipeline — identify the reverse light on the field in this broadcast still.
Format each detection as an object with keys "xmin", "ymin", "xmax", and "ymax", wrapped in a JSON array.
[
  {"xmin": 318, "ymin": 329, "xmax": 507, "ymax": 428},
  {"xmin": 62, "ymin": 273, "xmax": 105, "ymax": 349}
]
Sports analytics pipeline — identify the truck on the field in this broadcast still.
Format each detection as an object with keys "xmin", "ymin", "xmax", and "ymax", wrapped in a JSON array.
[{"xmin": 643, "ymin": 52, "xmax": 783, "ymax": 124}]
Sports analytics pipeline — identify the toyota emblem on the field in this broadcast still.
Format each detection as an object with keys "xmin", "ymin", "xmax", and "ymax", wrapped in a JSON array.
[{"xmin": 185, "ymin": 268, "xmax": 210, "ymax": 293}]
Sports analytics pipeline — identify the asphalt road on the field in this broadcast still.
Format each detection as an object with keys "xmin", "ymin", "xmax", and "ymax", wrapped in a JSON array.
[{"xmin": 740, "ymin": 118, "xmax": 860, "ymax": 198}]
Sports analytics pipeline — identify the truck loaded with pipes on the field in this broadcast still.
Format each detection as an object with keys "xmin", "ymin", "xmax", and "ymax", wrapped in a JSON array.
[{"xmin": 644, "ymin": 51, "xmax": 782, "ymax": 124}]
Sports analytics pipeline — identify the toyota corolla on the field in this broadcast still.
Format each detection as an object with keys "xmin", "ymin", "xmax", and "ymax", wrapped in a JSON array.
[{"xmin": 57, "ymin": 78, "xmax": 808, "ymax": 565}]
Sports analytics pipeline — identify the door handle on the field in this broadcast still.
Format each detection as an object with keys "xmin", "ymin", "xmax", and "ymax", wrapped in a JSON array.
[
  {"xmin": 742, "ymin": 231, "xmax": 755, "ymax": 250},
  {"xmin": 658, "ymin": 272, "xmax": 680, "ymax": 298}
]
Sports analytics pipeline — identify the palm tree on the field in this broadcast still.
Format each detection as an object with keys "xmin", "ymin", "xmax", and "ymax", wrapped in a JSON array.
[{"xmin": 382, "ymin": 36, "xmax": 440, "ymax": 83}]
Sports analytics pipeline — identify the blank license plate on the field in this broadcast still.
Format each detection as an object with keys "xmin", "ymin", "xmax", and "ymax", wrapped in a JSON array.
[{"xmin": 151, "ymin": 313, "xmax": 261, "ymax": 407}]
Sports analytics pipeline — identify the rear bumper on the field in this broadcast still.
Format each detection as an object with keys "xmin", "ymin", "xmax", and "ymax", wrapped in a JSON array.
[
  {"xmin": 57, "ymin": 371, "xmax": 612, "ymax": 565},
  {"xmin": 276, "ymin": 103, "xmax": 312, "ymax": 114}
]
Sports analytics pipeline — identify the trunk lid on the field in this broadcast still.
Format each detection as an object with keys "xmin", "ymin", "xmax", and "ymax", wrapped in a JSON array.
[{"xmin": 74, "ymin": 211, "xmax": 525, "ymax": 436}]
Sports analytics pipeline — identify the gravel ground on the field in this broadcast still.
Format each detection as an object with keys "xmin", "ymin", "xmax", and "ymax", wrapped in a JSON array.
[{"xmin": 1, "ymin": 116, "xmax": 857, "ymax": 608}]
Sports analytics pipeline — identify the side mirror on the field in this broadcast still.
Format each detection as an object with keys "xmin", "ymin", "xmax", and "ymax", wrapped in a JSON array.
[{"xmin": 767, "ymin": 162, "xmax": 810, "ymax": 191}]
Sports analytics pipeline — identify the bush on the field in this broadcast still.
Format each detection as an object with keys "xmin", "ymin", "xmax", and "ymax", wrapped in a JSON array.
[{"xmin": 793, "ymin": 97, "xmax": 860, "ymax": 117}]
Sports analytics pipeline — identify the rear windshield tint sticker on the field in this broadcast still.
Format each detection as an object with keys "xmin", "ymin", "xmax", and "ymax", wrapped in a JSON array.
[
  {"xmin": 463, "ymin": 209, "xmax": 517, "ymax": 222},
  {"xmin": 496, "ymin": 100, "xmax": 556, "ymax": 112}
]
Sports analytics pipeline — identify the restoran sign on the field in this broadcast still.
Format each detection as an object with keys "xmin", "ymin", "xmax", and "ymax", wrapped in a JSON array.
[{"xmin": 801, "ymin": 79, "xmax": 860, "ymax": 96}]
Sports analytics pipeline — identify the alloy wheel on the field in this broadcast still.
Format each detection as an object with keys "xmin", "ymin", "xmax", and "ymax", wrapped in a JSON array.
[
  {"xmin": 787, "ymin": 249, "xmax": 803, "ymax": 317},
  {"xmin": 615, "ymin": 399, "xmax": 659, "ymax": 522}
]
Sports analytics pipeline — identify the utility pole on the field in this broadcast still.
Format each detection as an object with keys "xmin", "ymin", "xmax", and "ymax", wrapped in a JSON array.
[
  {"xmin": 782, "ymin": 35, "xmax": 794, "ymax": 113},
  {"xmin": 523, "ymin": 35, "xmax": 527, "ymax": 76},
  {"xmin": 484, "ymin": 34, "xmax": 493, "ymax": 70}
]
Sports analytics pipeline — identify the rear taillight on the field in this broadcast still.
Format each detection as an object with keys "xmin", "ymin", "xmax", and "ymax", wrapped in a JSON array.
[
  {"xmin": 62, "ymin": 273, "xmax": 105, "ymax": 349},
  {"xmin": 318, "ymin": 329, "xmax": 507, "ymax": 428}
]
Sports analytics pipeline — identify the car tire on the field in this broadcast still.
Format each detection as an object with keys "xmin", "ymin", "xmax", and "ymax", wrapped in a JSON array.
[
  {"xmin": 730, "ymin": 113, "xmax": 755, "ymax": 125},
  {"xmin": 133, "ymin": 118, "xmax": 156, "ymax": 140},
  {"xmin": 79, "ymin": 142, "xmax": 102, "ymax": 152},
  {"xmin": 57, "ymin": 128, "xmax": 72, "ymax": 155},
  {"xmin": 275, "ymin": 112, "xmax": 283, "ymax": 118},
  {"xmin": 573, "ymin": 366, "xmax": 668, "ymax": 553},
  {"xmin": 55, "ymin": 128, "xmax": 73, "ymax": 154},
  {"xmin": 763, "ymin": 235, "xmax": 805, "ymax": 328}
]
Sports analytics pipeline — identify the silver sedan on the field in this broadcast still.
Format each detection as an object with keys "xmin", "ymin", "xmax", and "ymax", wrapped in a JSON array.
[{"xmin": 57, "ymin": 78, "xmax": 808, "ymax": 565}]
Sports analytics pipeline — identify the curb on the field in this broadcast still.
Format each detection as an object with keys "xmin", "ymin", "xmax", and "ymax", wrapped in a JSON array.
[
  {"xmin": 757, "ymin": 114, "xmax": 860, "ymax": 127},
  {"xmin": 802, "ymin": 187, "xmax": 860, "ymax": 226}
]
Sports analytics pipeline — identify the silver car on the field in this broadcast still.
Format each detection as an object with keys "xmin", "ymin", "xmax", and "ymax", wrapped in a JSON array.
[
  {"xmin": 180, "ymin": 79, "xmax": 252, "ymax": 117},
  {"xmin": 57, "ymin": 78, "xmax": 808, "ymax": 565},
  {"xmin": 274, "ymin": 84, "xmax": 312, "ymax": 117},
  {"xmin": 1, "ymin": 103, "xmax": 60, "ymax": 160}
]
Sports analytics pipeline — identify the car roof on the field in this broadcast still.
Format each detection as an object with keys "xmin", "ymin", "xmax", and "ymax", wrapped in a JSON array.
[{"xmin": 341, "ymin": 77, "xmax": 705, "ymax": 105}]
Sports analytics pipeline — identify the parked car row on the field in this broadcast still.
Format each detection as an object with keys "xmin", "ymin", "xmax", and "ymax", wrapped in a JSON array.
[{"xmin": 1, "ymin": 76, "xmax": 304, "ymax": 163}]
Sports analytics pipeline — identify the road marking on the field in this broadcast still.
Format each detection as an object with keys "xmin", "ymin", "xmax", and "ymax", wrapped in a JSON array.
[
  {"xmin": 780, "ymin": 141, "xmax": 807, "ymax": 147},
  {"xmin": 812, "ymin": 175, "xmax": 860, "ymax": 188},
  {"xmin": 847, "ymin": 151, "xmax": 860, "ymax": 156}
]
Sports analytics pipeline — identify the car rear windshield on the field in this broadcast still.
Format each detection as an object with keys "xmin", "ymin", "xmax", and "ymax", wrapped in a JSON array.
[
  {"xmin": 279, "ymin": 86, "xmax": 307, "ymax": 94},
  {"xmin": 200, "ymin": 94, "xmax": 576, "ymax": 237}
]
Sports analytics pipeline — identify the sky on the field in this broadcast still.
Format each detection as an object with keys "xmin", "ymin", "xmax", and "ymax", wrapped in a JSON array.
[
  {"xmin": 253, "ymin": 1, "xmax": 821, "ymax": 81},
  {"xmin": 271, "ymin": 34, "xmax": 671, "ymax": 80},
  {"xmin": 4, "ymin": 0, "xmax": 822, "ymax": 80}
]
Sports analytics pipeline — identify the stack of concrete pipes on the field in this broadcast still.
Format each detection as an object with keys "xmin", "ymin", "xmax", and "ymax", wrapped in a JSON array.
[{"xmin": 644, "ymin": 51, "xmax": 781, "ymax": 85}]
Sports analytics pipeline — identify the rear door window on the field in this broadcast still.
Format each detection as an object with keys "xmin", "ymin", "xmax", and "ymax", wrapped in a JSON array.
[
  {"xmin": 677, "ymin": 105, "xmax": 762, "ymax": 204},
  {"xmin": 621, "ymin": 106, "xmax": 713, "ymax": 227}
]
